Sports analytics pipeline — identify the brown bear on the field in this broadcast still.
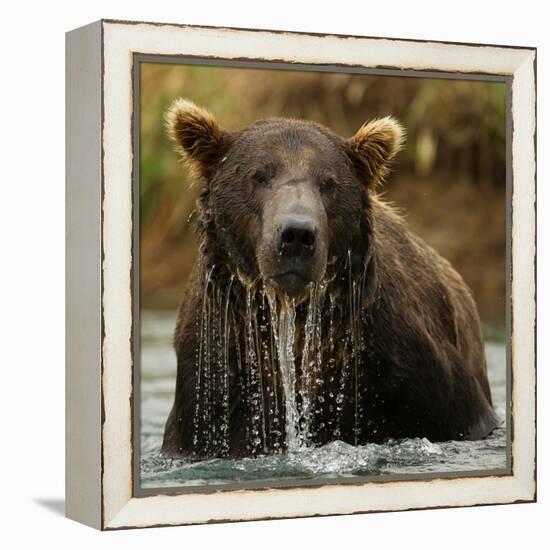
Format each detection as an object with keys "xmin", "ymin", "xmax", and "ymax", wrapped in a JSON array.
[{"xmin": 161, "ymin": 99, "xmax": 500, "ymax": 459}]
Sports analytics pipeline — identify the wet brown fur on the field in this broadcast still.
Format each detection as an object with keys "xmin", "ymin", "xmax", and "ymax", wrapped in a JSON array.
[{"xmin": 161, "ymin": 100, "xmax": 500, "ymax": 459}]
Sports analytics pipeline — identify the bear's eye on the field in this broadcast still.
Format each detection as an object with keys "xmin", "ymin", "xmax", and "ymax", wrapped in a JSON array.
[
  {"xmin": 321, "ymin": 175, "xmax": 337, "ymax": 190},
  {"xmin": 251, "ymin": 167, "xmax": 271, "ymax": 186}
]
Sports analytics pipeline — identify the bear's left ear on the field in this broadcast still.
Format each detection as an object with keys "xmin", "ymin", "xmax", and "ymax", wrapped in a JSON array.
[
  {"xmin": 347, "ymin": 116, "xmax": 405, "ymax": 188},
  {"xmin": 165, "ymin": 98, "xmax": 232, "ymax": 180}
]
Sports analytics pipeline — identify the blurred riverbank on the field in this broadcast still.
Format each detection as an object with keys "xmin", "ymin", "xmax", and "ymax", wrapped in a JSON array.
[{"xmin": 139, "ymin": 63, "xmax": 507, "ymax": 325}]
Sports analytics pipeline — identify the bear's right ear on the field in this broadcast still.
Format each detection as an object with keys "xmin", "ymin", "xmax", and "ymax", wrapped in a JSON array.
[
  {"xmin": 165, "ymin": 99, "xmax": 231, "ymax": 179},
  {"xmin": 347, "ymin": 116, "xmax": 405, "ymax": 188}
]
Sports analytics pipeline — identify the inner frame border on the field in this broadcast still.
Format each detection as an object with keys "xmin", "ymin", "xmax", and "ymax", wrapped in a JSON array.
[{"xmin": 131, "ymin": 53, "xmax": 514, "ymax": 498}]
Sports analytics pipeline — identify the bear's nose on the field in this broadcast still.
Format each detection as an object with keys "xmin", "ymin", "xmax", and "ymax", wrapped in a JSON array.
[{"xmin": 278, "ymin": 215, "xmax": 317, "ymax": 259}]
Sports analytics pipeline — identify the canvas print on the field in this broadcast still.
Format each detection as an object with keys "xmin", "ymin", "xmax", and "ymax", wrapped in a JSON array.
[{"xmin": 137, "ymin": 62, "xmax": 508, "ymax": 491}]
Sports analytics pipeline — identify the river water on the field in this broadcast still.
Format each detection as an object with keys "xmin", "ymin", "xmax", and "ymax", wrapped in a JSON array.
[{"xmin": 139, "ymin": 310, "xmax": 508, "ymax": 490}]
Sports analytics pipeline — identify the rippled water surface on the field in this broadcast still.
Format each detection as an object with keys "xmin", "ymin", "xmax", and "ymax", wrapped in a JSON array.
[{"xmin": 139, "ymin": 310, "xmax": 508, "ymax": 489}]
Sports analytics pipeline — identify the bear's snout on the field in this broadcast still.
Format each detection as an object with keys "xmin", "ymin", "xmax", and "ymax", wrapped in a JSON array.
[
  {"xmin": 270, "ymin": 214, "xmax": 321, "ymax": 296},
  {"xmin": 278, "ymin": 215, "xmax": 317, "ymax": 260},
  {"xmin": 259, "ymin": 182, "xmax": 328, "ymax": 298}
]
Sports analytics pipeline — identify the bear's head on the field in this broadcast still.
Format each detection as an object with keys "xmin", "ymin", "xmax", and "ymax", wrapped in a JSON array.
[{"xmin": 166, "ymin": 99, "xmax": 404, "ymax": 299}]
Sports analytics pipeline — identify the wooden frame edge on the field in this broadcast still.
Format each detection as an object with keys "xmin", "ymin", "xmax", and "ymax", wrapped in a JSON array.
[{"xmin": 66, "ymin": 19, "xmax": 537, "ymax": 530}]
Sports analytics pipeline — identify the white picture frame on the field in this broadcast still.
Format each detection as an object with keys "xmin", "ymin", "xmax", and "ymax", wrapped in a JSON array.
[{"xmin": 66, "ymin": 19, "xmax": 536, "ymax": 530}]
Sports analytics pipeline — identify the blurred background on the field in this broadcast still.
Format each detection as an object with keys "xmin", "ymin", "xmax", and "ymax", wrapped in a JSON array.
[{"xmin": 140, "ymin": 62, "xmax": 507, "ymax": 326}]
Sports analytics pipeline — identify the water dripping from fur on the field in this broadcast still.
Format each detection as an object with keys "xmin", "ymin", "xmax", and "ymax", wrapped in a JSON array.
[{"xmin": 190, "ymin": 254, "xmax": 369, "ymax": 457}]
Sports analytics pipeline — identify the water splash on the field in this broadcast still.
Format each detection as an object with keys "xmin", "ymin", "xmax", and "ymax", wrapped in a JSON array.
[
  {"xmin": 192, "ymin": 265, "xmax": 215, "ymax": 454},
  {"xmin": 190, "ymin": 252, "xmax": 370, "ymax": 457},
  {"xmin": 273, "ymin": 294, "xmax": 299, "ymax": 452},
  {"xmin": 244, "ymin": 287, "xmax": 267, "ymax": 454},
  {"xmin": 260, "ymin": 288, "xmax": 281, "ymax": 451},
  {"xmin": 296, "ymin": 283, "xmax": 326, "ymax": 446},
  {"xmin": 142, "ymin": 308, "xmax": 507, "ymax": 488},
  {"xmin": 221, "ymin": 274, "xmax": 234, "ymax": 456}
]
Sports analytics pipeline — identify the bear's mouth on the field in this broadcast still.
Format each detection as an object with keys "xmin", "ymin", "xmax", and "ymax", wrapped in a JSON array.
[{"xmin": 270, "ymin": 270, "xmax": 313, "ymax": 297}]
